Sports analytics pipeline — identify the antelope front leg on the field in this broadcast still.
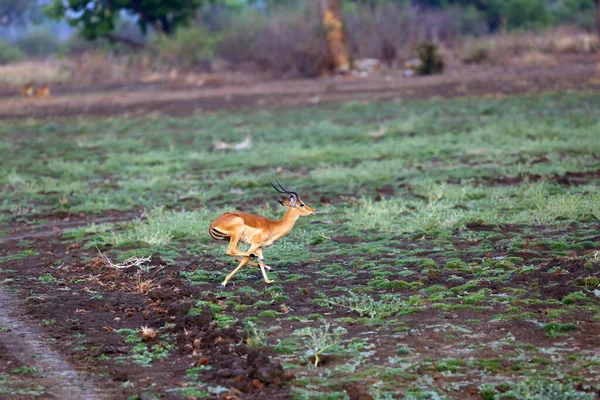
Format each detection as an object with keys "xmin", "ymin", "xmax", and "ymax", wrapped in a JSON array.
[
  {"xmin": 255, "ymin": 249, "xmax": 274, "ymax": 284},
  {"xmin": 235, "ymin": 257, "xmax": 272, "ymax": 270}
]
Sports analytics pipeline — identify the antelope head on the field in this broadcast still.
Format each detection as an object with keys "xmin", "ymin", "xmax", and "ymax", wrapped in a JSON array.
[{"xmin": 271, "ymin": 180, "xmax": 316, "ymax": 216}]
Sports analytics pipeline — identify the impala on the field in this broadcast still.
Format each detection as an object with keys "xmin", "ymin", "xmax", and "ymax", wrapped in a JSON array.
[
  {"xmin": 21, "ymin": 84, "xmax": 33, "ymax": 97},
  {"xmin": 209, "ymin": 181, "xmax": 316, "ymax": 286},
  {"xmin": 35, "ymin": 85, "xmax": 51, "ymax": 98}
]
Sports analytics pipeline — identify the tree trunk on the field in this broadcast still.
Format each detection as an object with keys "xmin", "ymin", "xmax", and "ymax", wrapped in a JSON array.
[{"xmin": 320, "ymin": 0, "xmax": 352, "ymax": 73}]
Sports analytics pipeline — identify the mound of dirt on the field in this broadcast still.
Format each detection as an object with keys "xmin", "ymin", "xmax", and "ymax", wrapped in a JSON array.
[{"xmin": 161, "ymin": 304, "xmax": 290, "ymax": 398}]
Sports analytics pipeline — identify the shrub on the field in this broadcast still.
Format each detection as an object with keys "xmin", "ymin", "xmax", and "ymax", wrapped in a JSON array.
[
  {"xmin": 216, "ymin": 9, "xmax": 265, "ymax": 66},
  {"xmin": 15, "ymin": 29, "xmax": 63, "ymax": 57},
  {"xmin": 465, "ymin": 44, "xmax": 491, "ymax": 64},
  {"xmin": 346, "ymin": 3, "xmax": 488, "ymax": 62},
  {"xmin": 217, "ymin": 4, "xmax": 331, "ymax": 78},
  {"xmin": 152, "ymin": 26, "xmax": 222, "ymax": 70},
  {"xmin": 0, "ymin": 39, "xmax": 23, "ymax": 65},
  {"xmin": 550, "ymin": 0, "xmax": 595, "ymax": 30},
  {"xmin": 415, "ymin": 41, "xmax": 445, "ymax": 75},
  {"xmin": 501, "ymin": 0, "xmax": 552, "ymax": 31},
  {"xmin": 64, "ymin": 33, "xmax": 105, "ymax": 55}
]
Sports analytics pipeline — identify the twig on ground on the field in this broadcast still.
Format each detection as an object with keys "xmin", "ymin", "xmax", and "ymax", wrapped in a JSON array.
[{"xmin": 95, "ymin": 247, "xmax": 152, "ymax": 270}]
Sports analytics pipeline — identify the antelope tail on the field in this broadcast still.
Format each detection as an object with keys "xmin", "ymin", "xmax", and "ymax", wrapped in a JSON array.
[{"xmin": 209, "ymin": 227, "xmax": 228, "ymax": 241}]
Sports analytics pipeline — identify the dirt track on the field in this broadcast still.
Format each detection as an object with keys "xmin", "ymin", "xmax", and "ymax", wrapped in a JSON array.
[{"xmin": 2, "ymin": 54, "xmax": 599, "ymax": 119}]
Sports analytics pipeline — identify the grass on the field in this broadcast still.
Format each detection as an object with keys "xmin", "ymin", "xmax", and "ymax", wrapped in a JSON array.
[
  {"xmin": 294, "ymin": 322, "xmax": 347, "ymax": 367},
  {"xmin": 316, "ymin": 292, "xmax": 409, "ymax": 319},
  {"xmin": 2, "ymin": 93, "xmax": 600, "ymax": 221},
  {"xmin": 1, "ymin": 91, "xmax": 600, "ymax": 398}
]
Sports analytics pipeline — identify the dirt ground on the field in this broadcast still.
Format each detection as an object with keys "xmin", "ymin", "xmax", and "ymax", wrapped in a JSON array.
[
  {"xmin": 1, "ymin": 56, "xmax": 600, "ymax": 399},
  {"xmin": 2, "ymin": 214, "xmax": 599, "ymax": 399},
  {"xmin": 0, "ymin": 215, "xmax": 292, "ymax": 399},
  {"xmin": 1, "ymin": 54, "xmax": 599, "ymax": 120}
]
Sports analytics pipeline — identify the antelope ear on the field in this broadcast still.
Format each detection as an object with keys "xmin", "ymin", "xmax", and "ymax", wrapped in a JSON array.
[{"xmin": 289, "ymin": 196, "xmax": 298, "ymax": 207}]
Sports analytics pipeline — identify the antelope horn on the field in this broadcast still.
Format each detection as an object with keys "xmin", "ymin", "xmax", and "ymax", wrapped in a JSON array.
[
  {"xmin": 271, "ymin": 181, "xmax": 285, "ymax": 193},
  {"xmin": 271, "ymin": 180, "xmax": 300, "ymax": 199}
]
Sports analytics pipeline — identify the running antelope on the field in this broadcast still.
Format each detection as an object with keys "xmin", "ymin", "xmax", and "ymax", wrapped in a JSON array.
[
  {"xmin": 21, "ymin": 84, "xmax": 34, "ymax": 97},
  {"xmin": 35, "ymin": 85, "xmax": 51, "ymax": 98},
  {"xmin": 209, "ymin": 181, "xmax": 316, "ymax": 286}
]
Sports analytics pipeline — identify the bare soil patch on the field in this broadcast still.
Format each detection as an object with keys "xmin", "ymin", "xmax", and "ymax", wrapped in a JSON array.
[{"xmin": 0, "ymin": 234, "xmax": 291, "ymax": 399}]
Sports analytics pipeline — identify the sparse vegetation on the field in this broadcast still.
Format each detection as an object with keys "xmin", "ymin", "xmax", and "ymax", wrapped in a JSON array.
[
  {"xmin": 1, "ymin": 90, "xmax": 600, "ymax": 398},
  {"xmin": 294, "ymin": 322, "xmax": 347, "ymax": 367}
]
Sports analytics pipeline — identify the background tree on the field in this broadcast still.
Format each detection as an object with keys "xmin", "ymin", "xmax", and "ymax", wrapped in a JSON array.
[
  {"xmin": 411, "ymin": 0, "xmax": 553, "ymax": 31},
  {"xmin": 0, "ymin": 0, "xmax": 41, "ymax": 27},
  {"xmin": 44, "ymin": 0, "xmax": 213, "ymax": 42},
  {"xmin": 596, "ymin": 0, "xmax": 600, "ymax": 69},
  {"xmin": 596, "ymin": 0, "xmax": 600, "ymax": 38},
  {"xmin": 320, "ymin": 0, "xmax": 352, "ymax": 72}
]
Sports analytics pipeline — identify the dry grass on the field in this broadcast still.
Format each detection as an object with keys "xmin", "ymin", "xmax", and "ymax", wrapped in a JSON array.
[
  {"xmin": 136, "ymin": 275, "xmax": 158, "ymax": 294},
  {"xmin": 139, "ymin": 326, "xmax": 158, "ymax": 341},
  {"xmin": 0, "ymin": 60, "xmax": 70, "ymax": 86},
  {"xmin": 96, "ymin": 250, "xmax": 152, "ymax": 270},
  {"xmin": 459, "ymin": 26, "xmax": 597, "ymax": 66},
  {"xmin": 0, "ymin": 24, "xmax": 596, "ymax": 89}
]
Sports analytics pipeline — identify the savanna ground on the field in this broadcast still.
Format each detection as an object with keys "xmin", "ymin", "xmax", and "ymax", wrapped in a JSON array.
[{"xmin": 0, "ymin": 62, "xmax": 600, "ymax": 400}]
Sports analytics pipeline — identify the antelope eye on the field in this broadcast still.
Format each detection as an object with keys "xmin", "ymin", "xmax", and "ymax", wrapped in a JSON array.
[{"xmin": 300, "ymin": 204, "xmax": 305, "ymax": 207}]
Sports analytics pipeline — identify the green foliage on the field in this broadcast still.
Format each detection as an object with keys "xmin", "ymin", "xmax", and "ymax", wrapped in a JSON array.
[
  {"xmin": 500, "ymin": 0, "xmax": 551, "ymax": 30},
  {"xmin": 414, "ymin": 0, "xmax": 589, "ymax": 30},
  {"xmin": 550, "ymin": 0, "xmax": 596, "ymax": 29},
  {"xmin": 15, "ymin": 28, "xmax": 63, "ymax": 57},
  {"xmin": 561, "ymin": 291, "xmax": 588, "ymax": 304},
  {"xmin": 0, "ymin": 39, "xmax": 22, "ymax": 64},
  {"xmin": 317, "ymin": 292, "xmax": 408, "ymax": 319},
  {"xmin": 346, "ymin": 182, "xmax": 600, "ymax": 234},
  {"xmin": 258, "ymin": 310, "xmax": 278, "ymax": 319},
  {"xmin": 543, "ymin": 322, "xmax": 578, "ymax": 337},
  {"xmin": 38, "ymin": 274, "xmax": 58, "ymax": 284},
  {"xmin": 493, "ymin": 380, "xmax": 594, "ymax": 400},
  {"xmin": 152, "ymin": 26, "xmax": 222, "ymax": 69},
  {"xmin": 243, "ymin": 320, "xmax": 280, "ymax": 347},
  {"xmin": 44, "ymin": 0, "xmax": 211, "ymax": 40},
  {"xmin": 10, "ymin": 366, "xmax": 37, "ymax": 374},
  {"xmin": 103, "ymin": 207, "xmax": 221, "ymax": 247},
  {"xmin": 0, "ymin": 0, "xmax": 42, "ymax": 27},
  {"xmin": 294, "ymin": 322, "xmax": 347, "ymax": 367}
]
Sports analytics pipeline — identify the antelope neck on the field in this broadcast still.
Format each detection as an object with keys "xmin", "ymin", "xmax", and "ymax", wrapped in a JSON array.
[{"xmin": 272, "ymin": 207, "xmax": 300, "ymax": 235}]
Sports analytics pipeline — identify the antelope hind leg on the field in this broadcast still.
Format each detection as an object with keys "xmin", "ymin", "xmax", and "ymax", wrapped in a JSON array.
[
  {"xmin": 222, "ymin": 256, "xmax": 250, "ymax": 287},
  {"xmin": 255, "ymin": 249, "xmax": 274, "ymax": 284}
]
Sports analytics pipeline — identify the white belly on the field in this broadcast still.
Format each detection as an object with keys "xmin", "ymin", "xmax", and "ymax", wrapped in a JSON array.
[{"xmin": 240, "ymin": 234, "xmax": 253, "ymax": 244}]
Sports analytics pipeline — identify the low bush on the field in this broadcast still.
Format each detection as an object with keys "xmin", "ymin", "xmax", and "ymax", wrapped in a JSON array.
[
  {"xmin": 0, "ymin": 39, "xmax": 23, "ymax": 65},
  {"xmin": 15, "ymin": 28, "xmax": 63, "ymax": 57},
  {"xmin": 152, "ymin": 26, "xmax": 221, "ymax": 70},
  {"xmin": 217, "ymin": 5, "xmax": 331, "ymax": 77},
  {"xmin": 415, "ymin": 41, "xmax": 445, "ymax": 75}
]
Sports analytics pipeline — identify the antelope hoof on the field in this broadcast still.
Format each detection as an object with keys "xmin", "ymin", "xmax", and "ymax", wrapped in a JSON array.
[
  {"xmin": 264, "ymin": 279, "xmax": 274, "ymax": 284},
  {"xmin": 265, "ymin": 265, "xmax": 272, "ymax": 270},
  {"xmin": 221, "ymin": 281, "xmax": 227, "ymax": 287}
]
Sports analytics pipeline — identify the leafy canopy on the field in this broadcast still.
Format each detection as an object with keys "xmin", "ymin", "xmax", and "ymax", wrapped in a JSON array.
[
  {"xmin": 44, "ymin": 0, "xmax": 214, "ymax": 39},
  {"xmin": 0, "ymin": 0, "xmax": 42, "ymax": 27}
]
